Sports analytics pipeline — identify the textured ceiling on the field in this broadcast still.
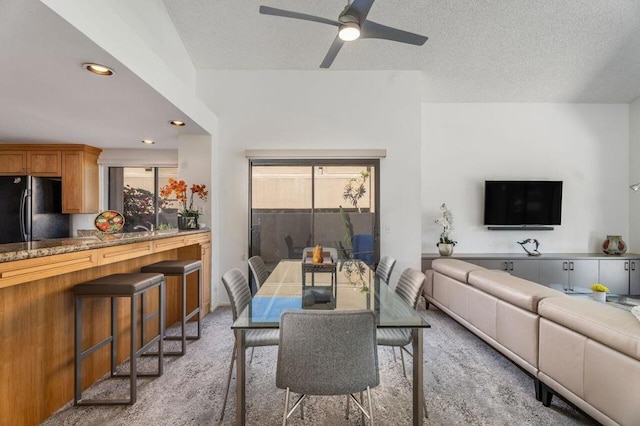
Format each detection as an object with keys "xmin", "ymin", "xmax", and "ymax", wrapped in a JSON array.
[
  {"xmin": 2, "ymin": 0, "xmax": 639, "ymax": 151},
  {"xmin": 163, "ymin": 0, "xmax": 640, "ymax": 102}
]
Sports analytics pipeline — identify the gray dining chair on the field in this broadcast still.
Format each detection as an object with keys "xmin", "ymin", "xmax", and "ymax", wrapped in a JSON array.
[
  {"xmin": 219, "ymin": 268, "xmax": 279, "ymax": 421},
  {"xmin": 375, "ymin": 256, "xmax": 397, "ymax": 283},
  {"xmin": 276, "ymin": 310, "xmax": 379, "ymax": 425},
  {"xmin": 376, "ymin": 267, "xmax": 428, "ymax": 418},
  {"xmin": 248, "ymin": 255, "xmax": 270, "ymax": 292},
  {"xmin": 301, "ymin": 246, "xmax": 338, "ymax": 263}
]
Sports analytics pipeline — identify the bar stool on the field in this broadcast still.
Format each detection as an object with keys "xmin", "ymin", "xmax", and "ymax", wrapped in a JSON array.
[
  {"xmin": 141, "ymin": 260, "xmax": 202, "ymax": 355},
  {"xmin": 74, "ymin": 273, "xmax": 165, "ymax": 406}
]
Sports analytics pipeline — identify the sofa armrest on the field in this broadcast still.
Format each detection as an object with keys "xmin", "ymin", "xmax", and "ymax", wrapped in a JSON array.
[{"xmin": 539, "ymin": 297, "xmax": 640, "ymax": 361}]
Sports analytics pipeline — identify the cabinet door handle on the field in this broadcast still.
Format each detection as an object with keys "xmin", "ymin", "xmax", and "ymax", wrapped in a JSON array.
[
  {"xmin": 503, "ymin": 261, "xmax": 509, "ymax": 271},
  {"xmin": 632, "ymin": 261, "xmax": 636, "ymax": 271},
  {"xmin": 562, "ymin": 261, "xmax": 568, "ymax": 271},
  {"xmin": 509, "ymin": 261, "xmax": 514, "ymax": 271},
  {"xmin": 569, "ymin": 261, "xmax": 574, "ymax": 271},
  {"xmin": 625, "ymin": 261, "xmax": 629, "ymax": 271}
]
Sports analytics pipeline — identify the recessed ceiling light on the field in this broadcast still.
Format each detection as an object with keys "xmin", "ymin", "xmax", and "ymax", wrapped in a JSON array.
[
  {"xmin": 170, "ymin": 120, "xmax": 186, "ymax": 127},
  {"xmin": 141, "ymin": 140, "xmax": 155, "ymax": 145},
  {"xmin": 83, "ymin": 63, "xmax": 115, "ymax": 76}
]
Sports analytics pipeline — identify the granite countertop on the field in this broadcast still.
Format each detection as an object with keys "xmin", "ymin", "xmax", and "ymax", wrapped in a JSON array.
[{"xmin": 0, "ymin": 229, "xmax": 210, "ymax": 263}]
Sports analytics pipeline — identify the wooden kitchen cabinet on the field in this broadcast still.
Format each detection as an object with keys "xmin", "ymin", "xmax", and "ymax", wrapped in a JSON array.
[
  {"xmin": 61, "ymin": 146, "xmax": 101, "ymax": 213},
  {"xmin": 0, "ymin": 144, "xmax": 101, "ymax": 212},
  {"xmin": 27, "ymin": 150, "xmax": 61, "ymax": 176},
  {"xmin": 0, "ymin": 147, "xmax": 61, "ymax": 176},
  {"xmin": 0, "ymin": 151, "xmax": 27, "ymax": 174}
]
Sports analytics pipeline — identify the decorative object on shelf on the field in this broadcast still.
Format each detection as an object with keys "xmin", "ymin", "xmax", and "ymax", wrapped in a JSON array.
[
  {"xmin": 590, "ymin": 283, "xmax": 609, "ymax": 303},
  {"xmin": 517, "ymin": 239, "xmax": 541, "ymax": 256},
  {"xmin": 160, "ymin": 178, "xmax": 208, "ymax": 230},
  {"xmin": 435, "ymin": 203, "xmax": 456, "ymax": 256},
  {"xmin": 94, "ymin": 210, "xmax": 125, "ymax": 234},
  {"xmin": 601, "ymin": 235, "xmax": 627, "ymax": 255}
]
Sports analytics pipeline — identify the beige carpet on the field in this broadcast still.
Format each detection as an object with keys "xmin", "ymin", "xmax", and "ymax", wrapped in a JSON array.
[{"xmin": 43, "ymin": 304, "xmax": 596, "ymax": 425}]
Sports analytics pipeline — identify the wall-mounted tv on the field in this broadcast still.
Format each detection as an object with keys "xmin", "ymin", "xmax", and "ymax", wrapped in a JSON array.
[{"xmin": 484, "ymin": 181, "xmax": 563, "ymax": 226}]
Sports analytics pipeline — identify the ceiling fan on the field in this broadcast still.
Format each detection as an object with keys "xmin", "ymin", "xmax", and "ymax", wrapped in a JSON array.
[{"xmin": 259, "ymin": 0, "xmax": 428, "ymax": 69}]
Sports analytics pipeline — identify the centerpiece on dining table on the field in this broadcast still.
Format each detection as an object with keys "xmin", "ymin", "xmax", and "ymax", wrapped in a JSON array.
[
  {"xmin": 301, "ymin": 244, "xmax": 338, "ymax": 306},
  {"xmin": 302, "ymin": 244, "xmax": 338, "ymax": 286},
  {"xmin": 160, "ymin": 177, "xmax": 208, "ymax": 230}
]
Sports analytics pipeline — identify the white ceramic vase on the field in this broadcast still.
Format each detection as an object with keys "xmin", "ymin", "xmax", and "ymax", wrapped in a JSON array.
[
  {"xmin": 592, "ymin": 291, "xmax": 607, "ymax": 303},
  {"xmin": 438, "ymin": 243, "xmax": 454, "ymax": 256}
]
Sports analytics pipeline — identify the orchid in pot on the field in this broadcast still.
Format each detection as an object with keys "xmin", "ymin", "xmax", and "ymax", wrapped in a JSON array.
[
  {"xmin": 160, "ymin": 178, "xmax": 208, "ymax": 229},
  {"xmin": 435, "ymin": 203, "xmax": 457, "ymax": 256}
]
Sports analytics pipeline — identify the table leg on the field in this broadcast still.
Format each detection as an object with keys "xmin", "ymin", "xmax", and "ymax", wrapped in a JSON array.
[
  {"xmin": 412, "ymin": 328, "xmax": 424, "ymax": 426},
  {"xmin": 235, "ymin": 329, "xmax": 246, "ymax": 426}
]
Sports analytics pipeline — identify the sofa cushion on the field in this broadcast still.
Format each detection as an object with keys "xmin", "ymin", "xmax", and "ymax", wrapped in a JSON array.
[
  {"xmin": 468, "ymin": 270, "xmax": 565, "ymax": 313},
  {"xmin": 539, "ymin": 297, "xmax": 640, "ymax": 361},
  {"xmin": 432, "ymin": 258, "xmax": 485, "ymax": 283}
]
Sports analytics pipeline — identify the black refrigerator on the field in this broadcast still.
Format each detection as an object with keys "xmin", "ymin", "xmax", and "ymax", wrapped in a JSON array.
[{"xmin": 0, "ymin": 176, "xmax": 70, "ymax": 244}]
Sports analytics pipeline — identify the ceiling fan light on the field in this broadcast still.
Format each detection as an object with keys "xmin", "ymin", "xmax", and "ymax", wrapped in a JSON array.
[{"xmin": 339, "ymin": 22, "xmax": 360, "ymax": 41}]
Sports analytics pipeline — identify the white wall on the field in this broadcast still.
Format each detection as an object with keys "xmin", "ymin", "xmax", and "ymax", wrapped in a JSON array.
[
  {"xmin": 422, "ymin": 103, "xmax": 629, "ymax": 254},
  {"xmin": 178, "ymin": 135, "xmax": 218, "ymax": 308},
  {"xmin": 199, "ymin": 70, "xmax": 423, "ymax": 302},
  {"xmin": 629, "ymin": 98, "xmax": 640, "ymax": 250}
]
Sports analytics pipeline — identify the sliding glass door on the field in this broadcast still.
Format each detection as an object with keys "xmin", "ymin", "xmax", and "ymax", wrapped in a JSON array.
[{"xmin": 250, "ymin": 159, "xmax": 379, "ymax": 272}]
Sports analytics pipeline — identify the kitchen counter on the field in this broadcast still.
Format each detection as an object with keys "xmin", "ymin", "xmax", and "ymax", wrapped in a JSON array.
[
  {"xmin": 0, "ymin": 229, "xmax": 208, "ymax": 263},
  {"xmin": 0, "ymin": 228, "xmax": 212, "ymax": 426}
]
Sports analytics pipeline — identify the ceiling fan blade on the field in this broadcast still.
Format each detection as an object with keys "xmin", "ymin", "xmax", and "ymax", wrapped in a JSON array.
[
  {"xmin": 320, "ymin": 36, "xmax": 345, "ymax": 69},
  {"xmin": 259, "ymin": 5, "xmax": 339, "ymax": 27},
  {"xmin": 345, "ymin": 0, "xmax": 376, "ymax": 22},
  {"xmin": 361, "ymin": 20, "xmax": 428, "ymax": 46}
]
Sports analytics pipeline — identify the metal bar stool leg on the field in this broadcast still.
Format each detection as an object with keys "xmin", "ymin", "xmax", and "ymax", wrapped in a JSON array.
[
  {"xmin": 141, "ymin": 291, "xmax": 146, "ymax": 346},
  {"xmin": 181, "ymin": 273, "xmax": 188, "ymax": 355},
  {"xmin": 129, "ymin": 293, "xmax": 138, "ymax": 404},
  {"xmin": 158, "ymin": 283, "xmax": 165, "ymax": 376},
  {"xmin": 197, "ymin": 268, "xmax": 202, "ymax": 338}
]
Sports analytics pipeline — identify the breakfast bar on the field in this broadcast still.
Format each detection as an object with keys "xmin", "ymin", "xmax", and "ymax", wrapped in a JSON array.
[{"xmin": 0, "ymin": 229, "xmax": 211, "ymax": 426}]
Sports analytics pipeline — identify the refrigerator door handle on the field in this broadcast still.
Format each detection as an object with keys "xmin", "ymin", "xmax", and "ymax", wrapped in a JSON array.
[{"xmin": 20, "ymin": 188, "xmax": 29, "ymax": 242}]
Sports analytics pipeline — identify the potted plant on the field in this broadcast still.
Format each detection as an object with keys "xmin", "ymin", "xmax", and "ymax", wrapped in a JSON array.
[
  {"xmin": 160, "ymin": 178, "xmax": 208, "ymax": 230},
  {"xmin": 589, "ymin": 283, "xmax": 609, "ymax": 303},
  {"xmin": 435, "ymin": 203, "xmax": 457, "ymax": 256}
]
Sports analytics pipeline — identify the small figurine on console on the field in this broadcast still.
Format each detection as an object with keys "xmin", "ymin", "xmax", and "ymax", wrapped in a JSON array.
[{"xmin": 517, "ymin": 239, "xmax": 541, "ymax": 256}]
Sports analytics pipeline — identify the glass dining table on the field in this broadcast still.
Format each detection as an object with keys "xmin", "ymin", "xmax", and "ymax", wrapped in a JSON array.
[{"xmin": 232, "ymin": 259, "xmax": 431, "ymax": 425}]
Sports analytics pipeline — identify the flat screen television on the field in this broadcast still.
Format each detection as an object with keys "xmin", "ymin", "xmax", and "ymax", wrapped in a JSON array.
[{"xmin": 483, "ymin": 181, "xmax": 563, "ymax": 226}]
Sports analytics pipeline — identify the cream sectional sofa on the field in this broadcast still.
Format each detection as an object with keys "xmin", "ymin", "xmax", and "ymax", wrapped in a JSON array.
[{"xmin": 424, "ymin": 258, "xmax": 640, "ymax": 426}]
